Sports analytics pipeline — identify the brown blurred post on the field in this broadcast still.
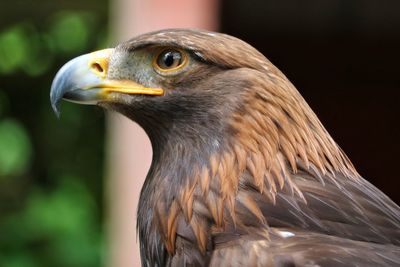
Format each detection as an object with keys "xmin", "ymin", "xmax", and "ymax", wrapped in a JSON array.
[{"xmin": 107, "ymin": 0, "xmax": 219, "ymax": 266}]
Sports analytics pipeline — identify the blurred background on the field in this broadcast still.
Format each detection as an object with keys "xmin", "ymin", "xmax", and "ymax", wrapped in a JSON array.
[{"xmin": 0, "ymin": 0, "xmax": 399, "ymax": 266}]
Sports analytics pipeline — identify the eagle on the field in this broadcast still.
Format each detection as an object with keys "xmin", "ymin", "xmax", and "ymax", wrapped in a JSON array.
[{"xmin": 50, "ymin": 29, "xmax": 400, "ymax": 266}]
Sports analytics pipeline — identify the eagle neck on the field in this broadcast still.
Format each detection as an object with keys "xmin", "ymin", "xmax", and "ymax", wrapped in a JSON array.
[{"xmin": 136, "ymin": 106, "xmax": 232, "ymax": 265}]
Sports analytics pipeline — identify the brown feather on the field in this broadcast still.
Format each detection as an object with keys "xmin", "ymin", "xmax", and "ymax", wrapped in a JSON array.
[{"xmin": 166, "ymin": 200, "xmax": 180, "ymax": 253}]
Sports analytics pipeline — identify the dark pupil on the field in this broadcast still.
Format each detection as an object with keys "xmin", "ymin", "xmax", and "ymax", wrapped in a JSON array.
[{"xmin": 162, "ymin": 51, "xmax": 181, "ymax": 68}]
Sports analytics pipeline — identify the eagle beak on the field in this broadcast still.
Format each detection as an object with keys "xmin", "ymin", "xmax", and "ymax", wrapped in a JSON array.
[{"xmin": 50, "ymin": 48, "xmax": 164, "ymax": 117}]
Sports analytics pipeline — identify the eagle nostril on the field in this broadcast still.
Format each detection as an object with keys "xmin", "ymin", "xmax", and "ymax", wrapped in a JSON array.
[
  {"xmin": 91, "ymin": 62, "xmax": 105, "ymax": 76},
  {"xmin": 87, "ymin": 49, "xmax": 112, "ymax": 78}
]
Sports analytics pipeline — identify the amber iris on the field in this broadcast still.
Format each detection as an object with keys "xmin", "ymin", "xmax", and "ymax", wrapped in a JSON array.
[{"xmin": 154, "ymin": 48, "xmax": 187, "ymax": 72}]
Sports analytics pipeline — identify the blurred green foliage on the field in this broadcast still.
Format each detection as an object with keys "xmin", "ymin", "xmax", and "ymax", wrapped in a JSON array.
[
  {"xmin": 49, "ymin": 12, "xmax": 93, "ymax": 55},
  {"xmin": 0, "ymin": 119, "xmax": 32, "ymax": 177},
  {"xmin": 0, "ymin": 5, "xmax": 108, "ymax": 267},
  {"xmin": 0, "ymin": 177, "xmax": 102, "ymax": 267},
  {"xmin": 0, "ymin": 24, "xmax": 31, "ymax": 74}
]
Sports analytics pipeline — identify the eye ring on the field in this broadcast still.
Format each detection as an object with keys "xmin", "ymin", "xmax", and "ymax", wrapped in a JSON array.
[{"xmin": 153, "ymin": 48, "xmax": 188, "ymax": 74}]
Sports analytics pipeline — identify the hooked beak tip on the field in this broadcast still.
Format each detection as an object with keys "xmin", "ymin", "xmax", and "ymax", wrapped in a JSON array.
[
  {"xmin": 50, "ymin": 80, "xmax": 64, "ymax": 118},
  {"xmin": 52, "ymin": 103, "xmax": 61, "ymax": 118}
]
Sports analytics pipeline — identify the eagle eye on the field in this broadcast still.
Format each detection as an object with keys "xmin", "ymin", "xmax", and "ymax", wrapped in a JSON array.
[{"xmin": 153, "ymin": 48, "xmax": 188, "ymax": 73}]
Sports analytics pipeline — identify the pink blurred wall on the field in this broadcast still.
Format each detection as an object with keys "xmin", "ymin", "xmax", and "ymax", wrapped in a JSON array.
[{"xmin": 106, "ymin": 0, "xmax": 219, "ymax": 266}]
